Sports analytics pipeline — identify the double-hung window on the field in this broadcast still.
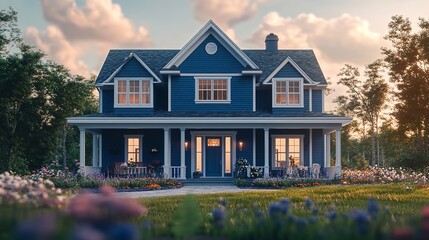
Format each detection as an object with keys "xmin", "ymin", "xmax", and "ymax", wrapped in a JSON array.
[
  {"xmin": 195, "ymin": 77, "xmax": 231, "ymax": 103},
  {"xmin": 273, "ymin": 136, "xmax": 303, "ymax": 168},
  {"xmin": 114, "ymin": 78, "xmax": 152, "ymax": 107},
  {"xmin": 273, "ymin": 78, "xmax": 303, "ymax": 107}
]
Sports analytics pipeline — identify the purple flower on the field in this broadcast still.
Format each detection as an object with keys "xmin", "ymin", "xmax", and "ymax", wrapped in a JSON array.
[
  {"xmin": 218, "ymin": 197, "xmax": 228, "ymax": 207},
  {"xmin": 367, "ymin": 198, "xmax": 380, "ymax": 216},
  {"xmin": 304, "ymin": 198, "xmax": 314, "ymax": 209},
  {"xmin": 212, "ymin": 207, "xmax": 227, "ymax": 228}
]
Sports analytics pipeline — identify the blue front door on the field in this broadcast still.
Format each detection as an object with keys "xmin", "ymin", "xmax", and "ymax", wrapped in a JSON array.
[{"xmin": 205, "ymin": 137, "xmax": 222, "ymax": 177}]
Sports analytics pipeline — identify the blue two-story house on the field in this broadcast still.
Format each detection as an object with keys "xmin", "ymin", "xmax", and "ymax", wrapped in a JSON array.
[{"xmin": 67, "ymin": 20, "xmax": 351, "ymax": 179}]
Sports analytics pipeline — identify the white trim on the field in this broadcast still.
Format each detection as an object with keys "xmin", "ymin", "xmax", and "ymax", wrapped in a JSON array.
[
  {"xmin": 114, "ymin": 77, "xmax": 154, "ymax": 108},
  {"xmin": 68, "ymin": 116, "xmax": 353, "ymax": 125},
  {"xmin": 164, "ymin": 20, "xmax": 258, "ymax": 69},
  {"xmin": 163, "ymin": 129, "xmax": 171, "ymax": 177},
  {"xmin": 190, "ymin": 131, "xmax": 237, "ymax": 178},
  {"xmin": 309, "ymin": 129, "xmax": 313, "ymax": 168},
  {"xmin": 335, "ymin": 129, "xmax": 341, "ymax": 167},
  {"xmin": 272, "ymin": 78, "xmax": 304, "ymax": 108},
  {"xmin": 98, "ymin": 134, "xmax": 102, "ymax": 167},
  {"xmin": 102, "ymin": 52, "xmax": 161, "ymax": 84},
  {"xmin": 264, "ymin": 128, "xmax": 269, "ymax": 177},
  {"xmin": 271, "ymin": 135, "xmax": 304, "ymax": 169},
  {"xmin": 309, "ymin": 88, "xmax": 313, "ymax": 112},
  {"xmin": 79, "ymin": 130, "xmax": 85, "ymax": 168},
  {"xmin": 180, "ymin": 128, "xmax": 186, "ymax": 179},
  {"xmin": 181, "ymin": 73, "xmax": 242, "ymax": 77},
  {"xmin": 99, "ymin": 89, "xmax": 103, "ymax": 113},
  {"xmin": 325, "ymin": 133, "xmax": 331, "ymax": 167},
  {"xmin": 252, "ymin": 129, "xmax": 256, "ymax": 166},
  {"xmin": 324, "ymin": 134, "xmax": 327, "ymax": 167},
  {"xmin": 242, "ymin": 70, "xmax": 262, "ymax": 74},
  {"xmin": 253, "ymin": 75, "xmax": 256, "ymax": 112},
  {"xmin": 160, "ymin": 70, "xmax": 180, "ymax": 75},
  {"xmin": 194, "ymin": 77, "xmax": 231, "ymax": 103},
  {"xmin": 123, "ymin": 135, "xmax": 143, "ymax": 163},
  {"xmin": 262, "ymin": 56, "xmax": 317, "ymax": 85},
  {"xmin": 168, "ymin": 75, "xmax": 171, "ymax": 112}
]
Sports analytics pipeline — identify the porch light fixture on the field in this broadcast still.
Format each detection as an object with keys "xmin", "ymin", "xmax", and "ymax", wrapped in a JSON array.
[
  {"xmin": 238, "ymin": 140, "xmax": 244, "ymax": 151},
  {"xmin": 184, "ymin": 141, "xmax": 189, "ymax": 151}
]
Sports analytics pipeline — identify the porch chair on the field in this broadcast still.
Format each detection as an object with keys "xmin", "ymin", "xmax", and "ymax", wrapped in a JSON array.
[{"xmin": 311, "ymin": 163, "xmax": 321, "ymax": 178}]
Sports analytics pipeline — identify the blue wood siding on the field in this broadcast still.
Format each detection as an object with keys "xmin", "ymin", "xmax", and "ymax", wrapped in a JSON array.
[
  {"xmin": 256, "ymin": 88, "xmax": 271, "ymax": 112},
  {"xmin": 312, "ymin": 129, "xmax": 325, "ymax": 167},
  {"xmin": 101, "ymin": 129, "xmax": 165, "ymax": 171},
  {"xmin": 102, "ymin": 89, "xmax": 114, "ymax": 113},
  {"xmin": 272, "ymin": 108, "xmax": 304, "ymax": 114},
  {"xmin": 236, "ymin": 129, "xmax": 254, "ymax": 165},
  {"xmin": 179, "ymin": 34, "xmax": 244, "ymax": 73},
  {"xmin": 274, "ymin": 63, "xmax": 305, "ymax": 79},
  {"xmin": 114, "ymin": 108, "xmax": 154, "ymax": 114},
  {"xmin": 115, "ymin": 57, "xmax": 153, "ymax": 78},
  {"xmin": 304, "ymin": 89, "xmax": 309, "ymax": 111},
  {"xmin": 312, "ymin": 90, "xmax": 323, "ymax": 112},
  {"xmin": 171, "ymin": 75, "xmax": 253, "ymax": 112}
]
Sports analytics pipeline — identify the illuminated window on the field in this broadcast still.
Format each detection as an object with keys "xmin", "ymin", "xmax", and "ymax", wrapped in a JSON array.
[
  {"xmin": 196, "ymin": 137, "xmax": 202, "ymax": 172},
  {"xmin": 207, "ymin": 138, "xmax": 220, "ymax": 147},
  {"xmin": 195, "ymin": 77, "xmax": 230, "ymax": 102},
  {"xmin": 125, "ymin": 136, "xmax": 142, "ymax": 164},
  {"xmin": 225, "ymin": 137, "xmax": 231, "ymax": 174},
  {"xmin": 273, "ymin": 136, "xmax": 302, "ymax": 168},
  {"xmin": 115, "ymin": 79, "xmax": 152, "ymax": 107},
  {"xmin": 273, "ymin": 78, "xmax": 303, "ymax": 107}
]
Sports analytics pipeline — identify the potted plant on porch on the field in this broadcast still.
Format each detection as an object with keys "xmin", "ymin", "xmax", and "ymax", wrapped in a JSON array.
[{"xmin": 192, "ymin": 171, "xmax": 201, "ymax": 179}]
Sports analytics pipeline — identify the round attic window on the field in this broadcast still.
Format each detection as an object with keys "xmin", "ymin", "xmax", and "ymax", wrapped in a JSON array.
[{"xmin": 205, "ymin": 42, "xmax": 217, "ymax": 55}]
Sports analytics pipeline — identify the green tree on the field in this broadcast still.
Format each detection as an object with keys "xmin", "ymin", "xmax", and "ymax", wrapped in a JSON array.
[
  {"xmin": 335, "ymin": 60, "xmax": 389, "ymax": 166},
  {"xmin": 382, "ymin": 15, "xmax": 429, "ymax": 157}
]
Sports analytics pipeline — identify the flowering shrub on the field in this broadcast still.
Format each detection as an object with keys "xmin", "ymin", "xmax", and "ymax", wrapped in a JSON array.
[
  {"xmin": 78, "ymin": 175, "xmax": 182, "ymax": 190},
  {"xmin": 234, "ymin": 158, "xmax": 249, "ymax": 178},
  {"xmin": 250, "ymin": 166, "xmax": 262, "ymax": 178},
  {"xmin": 250, "ymin": 178, "xmax": 340, "ymax": 188},
  {"xmin": 342, "ymin": 166, "xmax": 428, "ymax": 185},
  {"xmin": 27, "ymin": 160, "xmax": 78, "ymax": 189},
  {"xmin": 0, "ymin": 172, "xmax": 67, "ymax": 207}
]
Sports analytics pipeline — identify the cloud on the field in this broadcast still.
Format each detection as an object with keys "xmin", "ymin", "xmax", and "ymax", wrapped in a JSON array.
[
  {"xmin": 249, "ymin": 12, "xmax": 382, "ymax": 65},
  {"xmin": 24, "ymin": 0, "xmax": 152, "ymax": 77},
  {"xmin": 248, "ymin": 12, "xmax": 384, "ymax": 111},
  {"xmin": 190, "ymin": 0, "xmax": 270, "ymax": 41}
]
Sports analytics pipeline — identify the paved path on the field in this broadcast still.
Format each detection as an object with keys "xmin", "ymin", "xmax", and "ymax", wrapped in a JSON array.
[{"xmin": 116, "ymin": 185, "xmax": 276, "ymax": 198}]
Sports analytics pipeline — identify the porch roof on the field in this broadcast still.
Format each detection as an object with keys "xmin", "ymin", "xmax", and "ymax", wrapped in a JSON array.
[{"xmin": 67, "ymin": 112, "xmax": 351, "ymax": 130}]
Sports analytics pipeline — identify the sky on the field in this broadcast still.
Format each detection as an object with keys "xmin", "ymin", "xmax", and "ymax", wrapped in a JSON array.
[{"xmin": 1, "ymin": 0, "xmax": 428, "ymax": 110}]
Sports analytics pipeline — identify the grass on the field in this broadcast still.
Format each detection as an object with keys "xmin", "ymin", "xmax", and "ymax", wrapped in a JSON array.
[{"xmin": 139, "ymin": 184, "xmax": 429, "ymax": 233}]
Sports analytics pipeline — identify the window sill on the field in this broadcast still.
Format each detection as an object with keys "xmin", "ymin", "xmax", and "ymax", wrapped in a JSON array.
[{"xmin": 272, "ymin": 104, "xmax": 303, "ymax": 108}]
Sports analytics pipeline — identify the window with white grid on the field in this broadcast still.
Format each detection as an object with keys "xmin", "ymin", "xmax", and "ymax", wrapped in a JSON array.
[
  {"xmin": 114, "ymin": 78, "xmax": 152, "ymax": 107},
  {"xmin": 195, "ymin": 77, "xmax": 230, "ymax": 102},
  {"xmin": 273, "ymin": 78, "xmax": 303, "ymax": 107}
]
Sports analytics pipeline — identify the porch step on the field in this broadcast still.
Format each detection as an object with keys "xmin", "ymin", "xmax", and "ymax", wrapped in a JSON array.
[{"xmin": 181, "ymin": 178, "xmax": 235, "ymax": 186}]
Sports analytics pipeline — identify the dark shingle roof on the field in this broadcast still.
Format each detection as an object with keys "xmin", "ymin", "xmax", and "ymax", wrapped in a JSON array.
[{"xmin": 95, "ymin": 49, "xmax": 327, "ymax": 85}]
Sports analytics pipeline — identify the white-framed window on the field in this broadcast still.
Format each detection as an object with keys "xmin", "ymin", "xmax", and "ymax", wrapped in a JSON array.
[
  {"xmin": 114, "ymin": 77, "xmax": 153, "ymax": 108},
  {"xmin": 124, "ymin": 135, "xmax": 143, "ymax": 164},
  {"xmin": 194, "ymin": 77, "xmax": 231, "ymax": 103},
  {"xmin": 272, "ymin": 135, "xmax": 303, "ymax": 169},
  {"xmin": 272, "ymin": 78, "xmax": 304, "ymax": 107}
]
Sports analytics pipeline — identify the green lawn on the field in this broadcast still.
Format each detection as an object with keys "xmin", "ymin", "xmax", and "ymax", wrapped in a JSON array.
[{"xmin": 139, "ymin": 184, "xmax": 429, "ymax": 234}]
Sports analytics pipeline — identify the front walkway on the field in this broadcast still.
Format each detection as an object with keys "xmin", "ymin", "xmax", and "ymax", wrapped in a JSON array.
[{"xmin": 116, "ymin": 185, "xmax": 276, "ymax": 198}]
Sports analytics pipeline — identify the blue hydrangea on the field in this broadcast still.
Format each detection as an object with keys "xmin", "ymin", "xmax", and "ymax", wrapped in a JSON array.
[{"xmin": 304, "ymin": 198, "xmax": 314, "ymax": 209}]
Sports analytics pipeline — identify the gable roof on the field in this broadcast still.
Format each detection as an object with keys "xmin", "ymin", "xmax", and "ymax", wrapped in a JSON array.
[
  {"xmin": 163, "ymin": 20, "xmax": 259, "ymax": 70},
  {"xmin": 243, "ymin": 50, "xmax": 327, "ymax": 84},
  {"xmin": 96, "ymin": 50, "xmax": 178, "ymax": 85},
  {"xmin": 95, "ymin": 49, "xmax": 328, "ymax": 85}
]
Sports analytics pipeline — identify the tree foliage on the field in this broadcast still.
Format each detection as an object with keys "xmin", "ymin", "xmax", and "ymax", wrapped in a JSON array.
[
  {"xmin": 382, "ymin": 15, "xmax": 429, "ymax": 155},
  {"xmin": 0, "ymin": 8, "xmax": 97, "ymax": 173},
  {"xmin": 335, "ymin": 60, "xmax": 389, "ymax": 166}
]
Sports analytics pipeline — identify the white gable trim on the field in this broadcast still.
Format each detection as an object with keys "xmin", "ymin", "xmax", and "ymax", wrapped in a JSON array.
[
  {"xmin": 164, "ymin": 20, "xmax": 258, "ymax": 70},
  {"xmin": 101, "ymin": 52, "xmax": 161, "ymax": 85},
  {"xmin": 262, "ymin": 57, "xmax": 317, "ymax": 85}
]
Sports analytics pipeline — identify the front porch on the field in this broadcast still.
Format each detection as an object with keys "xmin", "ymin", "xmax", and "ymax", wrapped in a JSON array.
[{"xmin": 77, "ymin": 127, "xmax": 344, "ymax": 180}]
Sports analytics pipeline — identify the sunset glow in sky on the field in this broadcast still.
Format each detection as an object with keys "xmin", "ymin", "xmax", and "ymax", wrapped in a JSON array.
[{"xmin": 1, "ymin": 0, "xmax": 427, "ymax": 110}]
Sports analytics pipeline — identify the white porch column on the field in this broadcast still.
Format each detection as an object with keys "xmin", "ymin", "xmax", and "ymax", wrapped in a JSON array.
[
  {"xmin": 180, "ymin": 128, "xmax": 186, "ymax": 179},
  {"xmin": 163, "ymin": 128, "xmax": 171, "ymax": 178},
  {"xmin": 335, "ymin": 129, "xmax": 341, "ymax": 167},
  {"xmin": 309, "ymin": 129, "xmax": 313, "ymax": 168},
  {"xmin": 92, "ymin": 134, "xmax": 99, "ymax": 167},
  {"xmin": 98, "ymin": 134, "xmax": 103, "ymax": 168},
  {"xmin": 325, "ymin": 133, "xmax": 331, "ymax": 167},
  {"xmin": 264, "ymin": 128, "xmax": 269, "ymax": 178},
  {"xmin": 252, "ymin": 129, "xmax": 256, "ymax": 167},
  {"xmin": 79, "ymin": 129, "xmax": 86, "ymax": 169}
]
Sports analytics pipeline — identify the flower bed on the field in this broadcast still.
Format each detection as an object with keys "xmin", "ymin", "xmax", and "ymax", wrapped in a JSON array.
[
  {"xmin": 236, "ymin": 178, "xmax": 341, "ymax": 188},
  {"xmin": 342, "ymin": 166, "xmax": 428, "ymax": 185}
]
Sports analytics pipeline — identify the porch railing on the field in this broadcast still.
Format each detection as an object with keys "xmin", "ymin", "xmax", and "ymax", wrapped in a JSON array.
[{"xmin": 170, "ymin": 166, "xmax": 182, "ymax": 179}]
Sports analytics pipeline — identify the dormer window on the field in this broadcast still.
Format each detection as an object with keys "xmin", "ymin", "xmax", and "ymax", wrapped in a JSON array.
[
  {"xmin": 272, "ymin": 78, "xmax": 303, "ymax": 107},
  {"xmin": 114, "ymin": 78, "xmax": 153, "ymax": 108},
  {"xmin": 195, "ymin": 77, "xmax": 231, "ymax": 103}
]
